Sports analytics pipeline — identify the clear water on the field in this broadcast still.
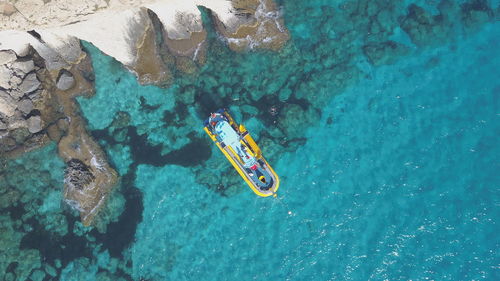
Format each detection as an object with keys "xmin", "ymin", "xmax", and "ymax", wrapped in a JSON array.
[
  {"xmin": 1, "ymin": 1, "xmax": 499, "ymax": 280},
  {"xmin": 124, "ymin": 24, "xmax": 500, "ymax": 280}
]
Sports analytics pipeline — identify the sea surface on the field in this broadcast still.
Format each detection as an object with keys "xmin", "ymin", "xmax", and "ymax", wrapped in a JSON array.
[{"xmin": 1, "ymin": 0, "xmax": 499, "ymax": 280}]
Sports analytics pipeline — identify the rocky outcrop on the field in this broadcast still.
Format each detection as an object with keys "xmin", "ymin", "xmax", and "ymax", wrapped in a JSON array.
[
  {"xmin": 213, "ymin": 0, "xmax": 290, "ymax": 52},
  {"xmin": 147, "ymin": 1, "xmax": 208, "ymax": 74},
  {"xmin": 56, "ymin": 70, "xmax": 75, "ymax": 91},
  {"xmin": 62, "ymin": 135, "xmax": 118, "ymax": 226},
  {"xmin": 0, "ymin": 30, "xmax": 90, "ymax": 154},
  {"xmin": 0, "ymin": 32, "xmax": 118, "ymax": 226},
  {"xmin": 0, "ymin": 49, "xmax": 50, "ymax": 155},
  {"xmin": 147, "ymin": 1, "xmax": 208, "ymax": 59},
  {"xmin": 55, "ymin": 65, "xmax": 118, "ymax": 226},
  {"xmin": 399, "ymin": 4, "xmax": 452, "ymax": 46},
  {"xmin": 50, "ymin": 7, "xmax": 171, "ymax": 86}
]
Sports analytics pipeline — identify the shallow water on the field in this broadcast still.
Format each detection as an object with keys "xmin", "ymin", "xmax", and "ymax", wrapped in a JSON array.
[{"xmin": 1, "ymin": 0, "xmax": 499, "ymax": 280}]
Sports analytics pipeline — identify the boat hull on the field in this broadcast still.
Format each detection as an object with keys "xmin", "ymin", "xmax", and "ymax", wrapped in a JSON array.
[{"xmin": 204, "ymin": 109, "xmax": 280, "ymax": 197}]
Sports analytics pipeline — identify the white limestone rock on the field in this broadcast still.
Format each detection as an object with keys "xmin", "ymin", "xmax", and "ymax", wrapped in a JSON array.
[
  {"xmin": 0, "ymin": 30, "xmax": 33, "ymax": 57},
  {"xmin": 0, "ymin": 65, "xmax": 11, "ymax": 89},
  {"xmin": 0, "ymin": 30, "xmax": 71, "ymax": 72},
  {"xmin": 56, "ymin": 70, "xmax": 75, "ymax": 91},
  {"xmin": 0, "ymin": 1, "xmax": 16, "ymax": 17},
  {"xmin": 7, "ymin": 119, "xmax": 26, "ymax": 130},
  {"xmin": 146, "ymin": 0, "xmax": 244, "ymax": 40},
  {"xmin": 18, "ymin": 72, "xmax": 41, "ymax": 95},
  {"xmin": 0, "ymin": 50, "xmax": 17, "ymax": 64},
  {"xmin": 35, "ymin": 31, "xmax": 84, "ymax": 65},
  {"xmin": 11, "ymin": 60, "xmax": 35, "ymax": 76},
  {"xmin": 50, "ymin": 7, "xmax": 172, "ymax": 85},
  {"xmin": 27, "ymin": 115, "xmax": 42, "ymax": 133},
  {"xmin": 18, "ymin": 99, "xmax": 33, "ymax": 115},
  {"xmin": 14, "ymin": 0, "xmax": 108, "ymax": 27},
  {"xmin": 53, "ymin": 8, "xmax": 150, "ymax": 67},
  {"xmin": 1, "ymin": 0, "xmax": 286, "ymax": 82},
  {"xmin": 147, "ymin": 0, "xmax": 205, "ymax": 40},
  {"xmin": 0, "ymin": 93, "xmax": 17, "ymax": 117}
]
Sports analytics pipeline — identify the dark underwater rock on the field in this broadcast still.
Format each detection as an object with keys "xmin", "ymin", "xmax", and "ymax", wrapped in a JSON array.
[
  {"xmin": 363, "ymin": 41, "xmax": 410, "ymax": 66},
  {"xmin": 110, "ymin": 111, "xmax": 131, "ymax": 130},
  {"xmin": 179, "ymin": 85, "xmax": 196, "ymax": 105},
  {"xmin": 461, "ymin": 0, "xmax": 494, "ymax": 29},
  {"xmin": 438, "ymin": 0, "xmax": 461, "ymax": 21},
  {"xmin": 65, "ymin": 159, "xmax": 96, "ymax": 191},
  {"xmin": 399, "ymin": 4, "xmax": 450, "ymax": 46},
  {"xmin": 279, "ymin": 103, "xmax": 319, "ymax": 140},
  {"xmin": 193, "ymin": 149, "xmax": 244, "ymax": 197}
]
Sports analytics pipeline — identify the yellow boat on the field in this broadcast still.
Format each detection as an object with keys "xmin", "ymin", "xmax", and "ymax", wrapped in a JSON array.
[{"xmin": 203, "ymin": 109, "xmax": 280, "ymax": 197}]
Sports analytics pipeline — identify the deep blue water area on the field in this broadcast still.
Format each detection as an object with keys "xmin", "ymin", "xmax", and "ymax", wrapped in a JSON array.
[{"xmin": 1, "ymin": 0, "xmax": 499, "ymax": 280}]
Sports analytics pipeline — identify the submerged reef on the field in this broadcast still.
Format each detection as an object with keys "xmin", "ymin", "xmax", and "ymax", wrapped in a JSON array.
[{"xmin": 0, "ymin": 144, "xmax": 64, "ymax": 281}]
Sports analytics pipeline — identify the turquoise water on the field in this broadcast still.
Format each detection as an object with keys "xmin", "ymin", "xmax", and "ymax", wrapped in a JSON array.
[
  {"xmin": 1, "ymin": 0, "xmax": 500, "ymax": 280},
  {"xmin": 127, "ymin": 24, "xmax": 500, "ymax": 280}
]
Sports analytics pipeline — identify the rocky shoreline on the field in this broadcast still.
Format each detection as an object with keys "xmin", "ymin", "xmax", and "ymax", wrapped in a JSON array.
[{"xmin": 0, "ymin": 0, "xmax": 289, "ymax": 226}]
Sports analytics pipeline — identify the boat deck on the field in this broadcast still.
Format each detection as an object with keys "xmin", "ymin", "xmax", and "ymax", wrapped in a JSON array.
[
  {"xmin": 204, "ymin": 108, "xmax": 280, "ymax": 197},
  {"xmin": 221, "ymin": 145, "xmax": 277, "ymax": 196}
]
